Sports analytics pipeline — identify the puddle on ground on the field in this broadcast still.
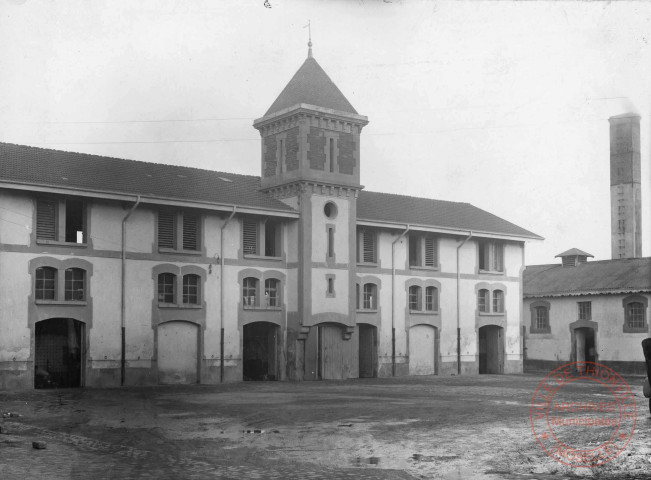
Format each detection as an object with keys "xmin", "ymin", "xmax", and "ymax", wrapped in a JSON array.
[{"xmin": 351, "ymin": 456, "xmax": 381, "ymax": 466}]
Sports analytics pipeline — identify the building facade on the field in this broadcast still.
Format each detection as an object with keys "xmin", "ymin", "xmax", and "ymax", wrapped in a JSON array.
[
  {"xmin": 523, "ymin": 251, "xmax": 650, "ymax": 374},
  {"xmin": 0, "ymin": 48, "xmax": 540, "ymax": 389}
]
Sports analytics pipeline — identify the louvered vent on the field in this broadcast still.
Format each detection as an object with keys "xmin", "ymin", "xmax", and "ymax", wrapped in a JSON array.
[
  {"xmin": 243, "ymin": 220, "xmax": 258, "ymax": 255},
  {"xmin": 36, "ymin": 199, "xmax": 57, "ymax": 240},
  {"xmin": 362, "ymin": 230, "xmax": 376, "ymax": 263},
  {"xmin": 183, "ymin": 213, "xmax": 199, "ymax": 250},
  {"xmin": 425, "ymin": 237, "xmax": 436, "ymax": 266},
  {"xmin": 158, "ymin": 211, "xmax": 176, "ymax": 248}
]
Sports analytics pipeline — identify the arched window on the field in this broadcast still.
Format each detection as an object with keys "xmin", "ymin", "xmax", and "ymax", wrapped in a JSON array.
[
  {"xmin": 182, "ymin": 274, "xmax": 200, "ymax": 305},
  {"xmin": 363, "ymin": 283, "xmax": 377, "ymax": 310},
  {"xmin": 626, "ymin": 302, "xmax": 645, "ymax": 329},
  {"xmin": 409, "ymin": 286, "xmax": 422, "ymax": 311},
  {"xmin": 535, "ymin": 306, "xmax": 549, "ymax": 330},
  {"xmin": 492, "ymin": 290, "xmax": 504, "ymax": 313},
  {"xmin": 65, "ymin": 268, "xmax": 86, "ymax": 301},
  {"xmin": 425, "ymin": 286, "xmax": 438, "ymax": 312},
  {"xmin": 35, "ymin": 267, "xmax": 57, "ymax": 300},
  {"xmin": 265, "ymin": 278, "xmax": 279, "ymax": 308},
  {"xmin": 478, "ymin": 289, "xmax": 489, "ymax": 313},
  {"xmin": 243, "ymin": 277, "xmax": 259, "ymax": 307},
  {"xmin": 158, "ymin": 273, "xmax": 176, "ymax": 303}
]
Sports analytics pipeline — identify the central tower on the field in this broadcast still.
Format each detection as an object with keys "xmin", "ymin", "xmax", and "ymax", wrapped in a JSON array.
[{"xmin": 253, "ymin": 43, "xmax": 368, "ymax": 380}]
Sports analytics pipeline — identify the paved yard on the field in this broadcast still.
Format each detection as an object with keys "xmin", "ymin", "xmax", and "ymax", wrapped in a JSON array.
[{"xmin": 0, "ymin": 374, "xmax": 650, "ymax": 479}]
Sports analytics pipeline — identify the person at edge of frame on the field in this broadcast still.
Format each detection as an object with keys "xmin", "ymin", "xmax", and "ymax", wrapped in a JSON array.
[{"xmin": 642, "ymin": 338, "xmax": 651, "ymax": 414}]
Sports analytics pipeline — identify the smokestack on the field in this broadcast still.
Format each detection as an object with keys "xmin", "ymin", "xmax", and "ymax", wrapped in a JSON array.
[{"xmin": 608, "ymin": 113, "xmax": 642, "ymax": 259}]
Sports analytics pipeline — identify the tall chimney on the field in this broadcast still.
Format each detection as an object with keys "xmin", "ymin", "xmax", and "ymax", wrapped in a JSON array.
[{"xmin": 609, "ymin": 113, "xmax": 642, "ymax": 259}]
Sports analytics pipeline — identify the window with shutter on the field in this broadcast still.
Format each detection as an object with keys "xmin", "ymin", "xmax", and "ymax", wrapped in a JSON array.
[
  {"xmin": 158, "ymin": 212, "xmax": 176, "ymax": 249},
  {"xmin": 478, "ymin": 240, "xmax": 504, "ymax": 272},
  {"xmin": 425, "ymin": 237, "xmax": 436, "ymax": 267},
  {"xmin": 36, "ymin": 199, "xmax": 57, "ymax": 240},
  {"xmin": 243, "ymin": 220, "xmax": 259, "ymax": 255},
  {"xmin": 182, "ymin": 213, "xmax": 199, "ymax": 251},
  {"xmin": 408, "ymin": 235, "xmax": 419, "ymax": 266},
  {"xmin": 362, "ymin": 230, "xmax": 376, "ymax": 263}
]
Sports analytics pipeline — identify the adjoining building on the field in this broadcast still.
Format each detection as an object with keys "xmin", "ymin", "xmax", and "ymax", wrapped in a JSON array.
[
  {"xmin": 523, "ymin": 251, "xmax": 650, "ymax": 374},
  {"xmin": 0, "ymin": 45, "xmax": 540, "ymax": 389},
  {"xmin": 523, "ymin": 113, "xmax": 649, "ymax": 375}
]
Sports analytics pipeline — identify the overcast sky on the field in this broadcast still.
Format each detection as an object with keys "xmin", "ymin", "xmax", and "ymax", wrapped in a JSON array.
[{"xmin": 1, "ymin": 0, "xmax": 650, "ymax": 265}]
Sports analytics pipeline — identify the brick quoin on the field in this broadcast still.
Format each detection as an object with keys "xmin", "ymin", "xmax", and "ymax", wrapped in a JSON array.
[
  {"xmin": 308, "ymin": 127, "xmax": 326, "ymax": 170},
  {"xmin": 285, "ymin": 126, "xmax": 300, "ymax": 171},
  {"xmin": 337, "ymin": 132, "xmax": 356, "ymax": 175}
]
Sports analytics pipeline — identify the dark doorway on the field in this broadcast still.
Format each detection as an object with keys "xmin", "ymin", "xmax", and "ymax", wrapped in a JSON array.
[
  {"xmin": 574, "ymin": 327, "xmax": 596, "ymax": 366},
  {"xmin": 35, "ymin": 318, "xmax": 84, "ymax": 388},
  {"xmin": 358, "ymin": 324, "xmax": 377, "ymax": 378},
  {"xmin": 478, "ymin": 325, "xmax": 504, "ymax": 374},
  {"xmin": 243, "ymin": 322, "xmax": 278, "ymax": 381}
]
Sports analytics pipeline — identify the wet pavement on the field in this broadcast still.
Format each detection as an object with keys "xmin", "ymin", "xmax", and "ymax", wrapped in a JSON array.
[{"xmin": 1, "ymin": 374, "xmax": 650, "ymax": 479}]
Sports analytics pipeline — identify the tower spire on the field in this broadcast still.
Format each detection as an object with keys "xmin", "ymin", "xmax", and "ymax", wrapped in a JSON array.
[{"xmin": 305, "ymin": 20, "xmax": 312, "ymax": 58}]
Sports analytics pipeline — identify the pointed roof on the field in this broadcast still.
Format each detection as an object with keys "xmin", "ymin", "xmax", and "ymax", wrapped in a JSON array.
[
  {"xmin": 264, "ymin": 55, "xmax": 358, "ymax": 116},
  {"xmin": 555, "ymin": 248, "xmax": 594, "ymax": 258}
]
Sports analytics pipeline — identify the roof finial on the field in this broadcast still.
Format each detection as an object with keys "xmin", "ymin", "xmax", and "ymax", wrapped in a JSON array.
[{"xmin": 304, "ymin": 20, "xmax": 312, "ymax": 58}]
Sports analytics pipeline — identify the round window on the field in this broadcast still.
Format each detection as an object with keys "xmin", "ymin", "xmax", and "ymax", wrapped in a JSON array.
[{"xmin": 324, "ymin": 202, "xmax": 338, "ymax": 219}]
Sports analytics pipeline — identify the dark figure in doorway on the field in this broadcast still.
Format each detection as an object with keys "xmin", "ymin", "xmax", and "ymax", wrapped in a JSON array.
[{"xmin": 642, "ymin": 338, "xmax": 651, "ymax": 414}]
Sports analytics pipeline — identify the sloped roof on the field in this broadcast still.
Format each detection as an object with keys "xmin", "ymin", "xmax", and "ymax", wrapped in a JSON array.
[
  {"xmin": 357, "ymin": 190, "xmax": 541, "ymax": 240},
  {"xmin": 555, "ymin": 248, "xmax": 594, "ymax": 258},
  {"xmin": 264, "ymin": 56, "xmax": 358, "ymax": 116},
  {"xmin": 524, "ymin": 257, "xmax": 651, "ymax": 297},
  {"xmin": 0, "ymin": 143, "xmax": 295, "ymax": 213}
]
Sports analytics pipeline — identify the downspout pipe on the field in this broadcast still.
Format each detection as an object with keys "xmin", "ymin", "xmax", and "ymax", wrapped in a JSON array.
[
  {"xmin": 456, "ymin": 231, "xmax": 473, "ymax": 376},
  {"xmin": 121, "ymin": 195, "xmax": 141, "ymax": 386},
  {"xmin": 219, "ymin": 206, "xmax": 237, "ymax": 382},
  {"xmin": 391, "ymin": 225, "xmax": 410, "ymax": 377}
]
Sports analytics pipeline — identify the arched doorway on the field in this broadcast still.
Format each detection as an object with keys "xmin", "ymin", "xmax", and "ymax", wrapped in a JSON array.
[
  {"xmin": 478, "ymin": 325, "xmax": 504, "ymax": 374},
  {"xmin": 35, "ymin": 318, "xmax": 84, "ymax": 388},
  {"xmin": 409, "ymin": 324, "xmax": 438, "ymax": 376},
  {"xmin": 358, "ymin": 324, "xmax": 377, "ymax": 378},
  {"xmin": 158, "ymin": 321, "xmax": 199, "ymax": 384},
  {"xmin": 243, "ymin": 322, "xmax": 279, "ymax": 381}
]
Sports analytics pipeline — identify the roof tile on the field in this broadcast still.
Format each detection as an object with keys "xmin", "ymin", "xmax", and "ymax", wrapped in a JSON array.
[{"xmin": 524, "ymin": 257, "xmax": 651, "ymax": 296}]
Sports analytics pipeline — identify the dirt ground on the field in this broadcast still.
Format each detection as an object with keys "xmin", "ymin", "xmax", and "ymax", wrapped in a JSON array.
[{"xmin": 1, "ymin": 374, "xmax": 650, "ymax": 479}]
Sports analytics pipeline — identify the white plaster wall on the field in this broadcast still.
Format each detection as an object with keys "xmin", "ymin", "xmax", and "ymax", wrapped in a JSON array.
[
  {"xmin": 122, "ymin": 260, "xmax": 155, "ymax": 362},
  {"xmin": 0, "ymin": 192, "xmax": 32, "ymax": 246},
  {"xmin": 285, "ymin": 219, "xmax": 299, "ymax": 265},
  {"xmin": 439, "ymin": 237, "xmax": 461, "ymax": 273},
  {"xmin": 203, "ymin": 214, "xmax": 222, "ymax": 259},
  {"xmin": 312, "ymin": 267, "xmax": 349, "ymax": 315},
  {"xmin": 203, "ymin": 267, "xmax": 222, "ymax": 360},
  {"xmin": 0, "ymin": 252, "xmax": 32, "ymax": 362},
  {"xmin": 504, "ymin": 242, "xmax": 522, "ymax": 277},
  {"xmin": 310, "ymin": 195, "xmax": 350, "ymax": 264},
  {"xmin": 89, "ymin": 258, "xmax": 122, "ymax": 364}
]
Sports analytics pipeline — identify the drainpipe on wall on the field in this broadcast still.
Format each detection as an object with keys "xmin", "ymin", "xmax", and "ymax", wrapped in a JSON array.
[
  {"xmin": 391, "ymin": 225, "xmax": 410, "ymax": 377},
  {"xmin": 456, "ymin": 231, "xmax": 473, "ymax": 376},
  {"xmin": 219, "ymin": 206, "xmax": 237, "ymax": 383},
  {"xmin": 121, "ymin": 196, "xmax": 141, "ymax": 387}
]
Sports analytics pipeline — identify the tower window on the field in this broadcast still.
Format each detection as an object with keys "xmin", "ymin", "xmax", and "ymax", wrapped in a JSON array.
[
  {"xmin": 327, "ymin": 226, "xmax": 334, "ymax": 258},
  {"xmin": 329, "ymin": 138, "xmax": 336, "ymax": 173}
]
